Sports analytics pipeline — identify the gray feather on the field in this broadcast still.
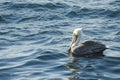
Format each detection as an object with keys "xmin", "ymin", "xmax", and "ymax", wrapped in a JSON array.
[{"xmin": 72, "ymin": 41, "xmax": 106, "ymax": 57}]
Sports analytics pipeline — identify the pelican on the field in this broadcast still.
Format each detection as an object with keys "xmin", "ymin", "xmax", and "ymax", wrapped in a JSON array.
[{"xmin": 68, "ymin": 28, "xmax": 106, "ymax": 57}]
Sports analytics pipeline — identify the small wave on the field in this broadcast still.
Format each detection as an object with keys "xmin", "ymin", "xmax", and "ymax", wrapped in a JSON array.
[
  {"xmin": 0, "ymin": 2, "xmax": 68, "ymax": 22},
  {"xmin": 0, "ymin": 14, "xmax": 21, "ymax": 23},
  {"xmin": 66, "ymin": 7, "xmax": 91, "ymax": 18},
  {"xmin": 18, "ymin": 15, "xmax": 40, "ymax": 23},
  {"xmin": 37, "ymin": 54, "xmax": 59, "ymax": 60},
  {"xmin": 1, "ymin": 2, "xmax": 69, "ymax": 10},
  {"xmin": 43, "ymin": 14, "xmax": 63, "ymax": 20},
  {"xmin": 114, "ymin": 36, "xmax": 120, "ymax": 42},
  {"xmin": 65, "ymin": 7, "xmax": 95, "ymax": 18},
  {"xmin": 0, "ymin": 38, "xmax": 21, "ymax": 47},
  {"xmin": 107, "ymin": 10, "xmax": 120, "ymax": 18},
  {"xmin": 115, "ymin": 31, "xmax": 120, "ymax": 35},
  {"xmin": 18, "ymin": 14, "xmax": 63, "ymax": 23},
  {"xmin": 0, "ymin": 72, "xmax": 13, "ymax": 80},
  {"xmin": 66, "ymin": 11, "xmax": 80, "ymax": 18},
  {"xmin": 36, "ymin": 49, "xmax": 66, "ymax": 60},
  {"xmin": 109, "ymin": 0, "xmax": 120, "ymax": 6},
  {"xmin": 0, "ymin": 38, "xmax": 14, "ymax": 46},
  {"xmin": 31, "ymin": 37, "xmax": 51, "ymax": 45},
  {"xmin": 0, "ymin": 47, "xmax": 6, "ymax": 50},
  {"xmin": 110, "ymin": 47, "xmax": 120, "ymax": 51},
  {"xmin": 40, "ymin": 30, "xmax": 63, "ymax": 35},
  {"xmin": 0, "ymin": 30, "xmax": 12, "ymax": 35},
  {"xmin": 21, "ymin": 59, "xmax": 42, "ymax": 67},
  {"xmin": 66, "ymin": 6, "xmax": 120, "ymax": 18},
  {"xmin": 0, "ymin": 16, "xmax": 8, "ymax": 23}
]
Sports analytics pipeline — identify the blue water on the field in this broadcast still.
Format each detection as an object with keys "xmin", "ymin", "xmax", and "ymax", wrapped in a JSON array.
[{"xmin": 0, "ymin": 0, "xmax": 120, "ymax": 80}]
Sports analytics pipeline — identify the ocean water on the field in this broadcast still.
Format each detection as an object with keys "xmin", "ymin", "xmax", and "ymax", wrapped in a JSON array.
[{"xmin": 0, "ymin": 0, "xmax": 120, "ymax": 80}]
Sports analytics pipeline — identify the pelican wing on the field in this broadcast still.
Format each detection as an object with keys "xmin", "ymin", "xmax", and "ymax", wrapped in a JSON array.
[{"xmin": 72, "ymin": 41, "xmax": 106, "ymax": 57}]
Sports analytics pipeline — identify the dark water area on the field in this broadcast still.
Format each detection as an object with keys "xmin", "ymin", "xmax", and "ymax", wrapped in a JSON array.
[{"xmin": 0, "ymin": 0, "xmax": 120, "ymax": 80}]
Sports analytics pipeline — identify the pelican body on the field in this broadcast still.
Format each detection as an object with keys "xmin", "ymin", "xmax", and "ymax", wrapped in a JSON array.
[{"xmin": 68, "ymin": 28, "xmax": 106, "ymax": 57}]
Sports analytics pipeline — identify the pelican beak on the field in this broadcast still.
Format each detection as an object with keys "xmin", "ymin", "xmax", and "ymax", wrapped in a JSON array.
[
  {"xmin": 71, "ymin": 34, "xmax": 78, "ymax": 47},
  {"xmin": 68, "ymin": 34, "xmax": 78, "ymax": 54}
]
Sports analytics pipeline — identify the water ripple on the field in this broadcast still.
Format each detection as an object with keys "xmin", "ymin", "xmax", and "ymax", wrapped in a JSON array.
[
  {"xmin": 0, "ymin": 0, "xmax": 120, "ymax": 80},
  {"xmin": 1, "ymin": 2, "xmax": 69, "ymax": 10}
]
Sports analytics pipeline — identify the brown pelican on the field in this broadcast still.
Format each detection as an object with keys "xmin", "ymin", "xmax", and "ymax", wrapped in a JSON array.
[{"xmin": 68, "ymin": 28, "xmax": 106, "ymax": 57}]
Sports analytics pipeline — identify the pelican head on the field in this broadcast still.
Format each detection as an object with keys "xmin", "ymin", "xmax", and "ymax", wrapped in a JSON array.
[
  {"xmin": 73, "ymin": 28, "xmax": 82, "ymax": 36},
  {"xmin": 68, "ymin": 28, "xmax": 82, "ymax": 53}
]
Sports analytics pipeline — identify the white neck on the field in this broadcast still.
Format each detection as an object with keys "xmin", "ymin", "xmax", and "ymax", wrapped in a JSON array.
[
  {"xmin": 71, "ymin": 35, "xmax": 81, "ymax": 53},
  {"xmin": 72, "ymin": 34, "xmax": 81, "ymax": 48}
]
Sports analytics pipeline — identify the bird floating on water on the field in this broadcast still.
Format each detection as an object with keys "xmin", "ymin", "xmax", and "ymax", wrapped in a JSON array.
[{"xmin": 68, "ymin": 28, "xmax": 106, "ymax": 58}]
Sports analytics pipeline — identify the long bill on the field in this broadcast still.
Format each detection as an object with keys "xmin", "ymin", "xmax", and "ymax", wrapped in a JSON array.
[{"xmin": 68, "ymin": 34, "xmax": 78, "ymax": 55}]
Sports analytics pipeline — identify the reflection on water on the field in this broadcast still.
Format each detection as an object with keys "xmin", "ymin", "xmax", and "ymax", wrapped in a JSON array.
[{"xmin": 66, "ymin": 57, "xmax": 120, "ymax": 80}]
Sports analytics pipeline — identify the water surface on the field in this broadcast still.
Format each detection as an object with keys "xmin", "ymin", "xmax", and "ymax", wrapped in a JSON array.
[{"xmin": 0, "ymin": 0, "xmax": 120, "ymax": 80}]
